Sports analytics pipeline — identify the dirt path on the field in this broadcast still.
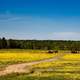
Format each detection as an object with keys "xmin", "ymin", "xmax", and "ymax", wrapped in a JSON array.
[{"xmin": 0, "ymin": 54, "xmax": 65, "ymax": 76}]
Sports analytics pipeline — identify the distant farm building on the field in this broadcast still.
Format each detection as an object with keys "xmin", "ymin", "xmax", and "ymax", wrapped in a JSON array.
[{"xmin": 48, "ymin": 50, "xmax": 58, "ymax": 53}]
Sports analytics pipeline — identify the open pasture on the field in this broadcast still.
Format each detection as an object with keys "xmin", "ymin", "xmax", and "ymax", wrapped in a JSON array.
[
  {"xmin": 32, "ymin": 53, "xmax": 80, "ymax": 80},
  {"xmin": 0, "ymin": 49, "xmax": 57, "ymax": 66},
  {"xmin": 0, "ymin": 49, "xmax": 80, "ymax": 80}
]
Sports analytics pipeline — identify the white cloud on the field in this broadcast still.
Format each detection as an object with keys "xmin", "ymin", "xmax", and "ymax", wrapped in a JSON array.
[
  {"xmin": 0, "ymin": 14, "xmax": 32, "ymax": 22},
  {"xmin": 50, "ymin": 32, "xmax": 80, "ymax": 40},
  {"xmin": 53, "ymin": 32, "xmax": 78, "ymax": 35}
]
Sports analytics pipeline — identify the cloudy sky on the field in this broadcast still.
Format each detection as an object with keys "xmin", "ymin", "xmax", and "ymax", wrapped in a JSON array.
[{"xmin": 0, "ymin": 0, "xmax": 80, "ymax": 40}]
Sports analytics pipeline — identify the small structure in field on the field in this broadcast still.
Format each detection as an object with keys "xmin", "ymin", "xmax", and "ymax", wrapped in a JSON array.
[
  {"xmin": 48, "ymin": 50, "xmax": 58, "ymax": 53},
  {"xmin": 71, "ymin": 50, "xmax": 78, "ymax": 53},
  {"xmin": 54, "ymin": 50, "xmax": 58, "ymax": 53}
]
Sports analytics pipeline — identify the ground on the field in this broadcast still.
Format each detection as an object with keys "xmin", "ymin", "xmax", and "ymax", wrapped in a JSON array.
[{"xmin": 0, "ymin": 49, "xmax": 80, "ymax": 80}]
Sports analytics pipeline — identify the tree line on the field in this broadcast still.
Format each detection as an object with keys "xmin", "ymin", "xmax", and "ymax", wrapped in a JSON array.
[{"xmin": 0, "ymin": 37, "xmax": 80, "ymax": 51}]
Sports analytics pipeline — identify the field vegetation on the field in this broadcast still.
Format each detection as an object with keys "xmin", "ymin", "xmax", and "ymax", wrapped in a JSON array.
[
  {"xmin": 0, "ymin": 49, "xmax": 57, "ymax": 68},
  {"xmin": 32, "ymin": 53, "xmax": 80, "ymax": 80},
  {"xmin": 0, "ymin": 49, "xmax": 79, "ymax": 79}
]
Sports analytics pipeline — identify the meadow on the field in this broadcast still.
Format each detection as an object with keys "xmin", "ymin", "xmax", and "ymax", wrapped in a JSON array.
[
  {"xmin": 0, "ymin": 49, "xmax": 57, "ymax": 68},
  {"xmin": 32, "ymin": 54, "xmax": 80, "ymax": 80},
  {"xmin": 0, "ymin": 49, "xmax": 80, "ymax": 80}
]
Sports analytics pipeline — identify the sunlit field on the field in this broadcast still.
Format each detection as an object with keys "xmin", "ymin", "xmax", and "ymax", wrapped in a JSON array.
[
  {"xmin": 0, "ymin": 49, "xmax": 80, "ymax": 80},
  {"xmin": 32, "ymin": 54, "xmax": 80, "ymax": 80},
  {"xmin": 0, "ymin": 49, "xmax": 57, "ymax": 66},
  {"xmin": 63, "ymin": 54, "xmax": 80, "ymax": 60}
]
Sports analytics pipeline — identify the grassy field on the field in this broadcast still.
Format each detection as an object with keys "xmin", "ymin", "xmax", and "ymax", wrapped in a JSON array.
[
  {"xmin": 32, "ymin": 54, "xmax": 80, "ymax": 80},
  {"xmin": 0, "ymin": 49, "xmax": 80, "ymax": 80},
  {"xmin": 0, "ymin": 49, "xmax": 57, "ymax": 67}
]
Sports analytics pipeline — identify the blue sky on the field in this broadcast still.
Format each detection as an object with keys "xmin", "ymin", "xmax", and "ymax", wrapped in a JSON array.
[{"xmin": 0, "ymin": 0, "xmax": 80, "ymax": 40}]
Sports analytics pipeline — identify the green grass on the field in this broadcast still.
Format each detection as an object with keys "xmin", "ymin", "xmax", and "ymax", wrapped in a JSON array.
[
  {"xmin": 0, "ymin": 73, "xmax": 68, "ymax": 80},
  {"xmin": 0, "ymin": 72, "xmax": 80, "ymax": 80}
]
